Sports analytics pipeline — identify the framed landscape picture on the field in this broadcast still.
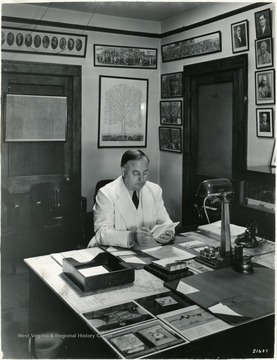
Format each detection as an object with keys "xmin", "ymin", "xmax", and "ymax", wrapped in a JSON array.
[
  {"xmin": 159, "ymin": 127, "xmax": 182, "ymax": 153},
  {"xmin": 161, "ymin": 72, "xmax": 183, "ymax": 98},
  {"xmin": 98, "ymin": 76, "xmax": 148, "ymax": 148},
  {"xmin": 160, "ymin": 101, "xmax": 182, "ymax": 125}
]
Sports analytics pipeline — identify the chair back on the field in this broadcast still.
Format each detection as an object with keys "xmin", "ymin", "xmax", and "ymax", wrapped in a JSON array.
[{"xmin": 94, "ymin": 179, "xmax": 114, "ymax": 203}]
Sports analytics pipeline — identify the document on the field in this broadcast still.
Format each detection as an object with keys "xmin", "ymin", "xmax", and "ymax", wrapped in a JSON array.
[
  {"xmin": 158, "ymin": 305, "xmax": 231, "ymax": 341},
  {"xmin": 78, "ymin": 265, "xmax": 109, "ymax": 277},
  {"xmin": 198, "ymin": 220, "xmax": 246, "ymax": 241},
  {"xmin": 142, "ymin": 245, "xmax": 194, "ymax": 260},
  {"xmin": 151, "ymin": 222, "xmax": 180, "ymax": 239}
]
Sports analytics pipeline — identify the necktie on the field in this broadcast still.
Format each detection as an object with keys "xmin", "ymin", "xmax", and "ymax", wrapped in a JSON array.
[{"xmin": 132, "ymin": 191, "xmax": 139, "ymax": 209}]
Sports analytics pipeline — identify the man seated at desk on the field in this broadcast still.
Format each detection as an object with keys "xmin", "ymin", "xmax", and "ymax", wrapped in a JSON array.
[{"xmin": 88, "ymin": 149, "xmax": 174, "ymax": 248}]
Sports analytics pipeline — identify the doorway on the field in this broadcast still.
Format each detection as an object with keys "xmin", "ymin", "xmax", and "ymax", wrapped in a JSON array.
[{"xmin": 182, "ymin": 55, "xmax": 248, "ymax": 225}]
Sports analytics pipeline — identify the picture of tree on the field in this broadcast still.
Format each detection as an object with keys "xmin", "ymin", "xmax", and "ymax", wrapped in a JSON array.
[{"xmin": 98, "ymin": 76, "xmax": 148, "ymax": 147}]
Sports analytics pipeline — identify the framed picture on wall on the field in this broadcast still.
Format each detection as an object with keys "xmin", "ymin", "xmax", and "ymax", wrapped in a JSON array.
[
  {"xmin": 271, "ymin": 140, "xmax": 276, "ymax": 167},
  {"xmin": 255, "ymin": 38, "xmax": 273, "ymax": 69},
  {"xmin": 161, "ymin": 72, "xmax": 183, "ymax": 98},
  {"xmin": 231, "ymin": 20, "xmax": 249, "ymax": 53},
  {"xmin": 254, "ymin": 8, "xmax": 272, "ymax": 39},
  {"xmin": 98, "ymin": 76, "xmax": 148, "ymax": 148},
  {"xmin": 159, "ymin": 127, "xmax": 182, "ymax": 153},
  {"xmin": 94, "ymin": 44, "xmax": 157, "ymax": 69},
  {"xmin": 160, "ymin": 101, "xmax": 182, "ymax": 125},
  {"xmin": 256, "ymin": 108, "xmax": 273, "ymax": 138},
  {"xmin": 255, "ymin": 69, "xmax": 275, "ymax": 105}
]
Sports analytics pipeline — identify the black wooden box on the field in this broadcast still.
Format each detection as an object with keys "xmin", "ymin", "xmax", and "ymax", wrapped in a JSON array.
[{"xmin": 62, "ymin": 252, "xmax": 135, "ymax": 292}]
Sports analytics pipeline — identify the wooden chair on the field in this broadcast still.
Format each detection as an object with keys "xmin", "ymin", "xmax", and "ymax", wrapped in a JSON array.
[
  {"xmin": 94, "ymin": 179, "xmax": 114, "ymax": 203},
  {"xmin": 1, "ymin": 188, "xmax": 20, "ymax": 274}
]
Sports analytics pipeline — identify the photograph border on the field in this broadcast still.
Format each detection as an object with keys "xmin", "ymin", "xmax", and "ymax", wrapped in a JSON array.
[
  {"xmin": 2, "ymin": 26, "xmax": 87, "ymax": 57},
  {"xmin": 160, "ymin": 100, "xmax": 182, "ymax": 126},
  {"xmin": 271, "ymin": 140, "xmax": 276, "ymax": 167},
  {"xmin": 255, "ymin": 37, "xmax": 273, "ymax": 69},
  {"xmin": 255, "ymin": 69, "xmax": 275, "ymax": 105},
  {"xmin": 94, "ymin": 44, "xmax": 157, "ymax": 69},
  {"xmin": 161, "ymin": 31, "xmax": 221, "ymax": 62},
  {"xmin": 254, "ymin": 8, "xmax": 272, "ymax": 39},
  {"xmin": 256, "ymin": 108, "xmax": 274, "ymax": 138},
  {"xmin": 161, "ymin": 72, "xmax": 183, "ymax": 99},
  {"xmin": 98, "ymin": 76, "xmax": 148, "ymax": 148},
  {"xmin": 231, "ymin": 20, "xmax": 249, "ymax": 54},
  {"xmin": 159, "ymin": 126, "xmax": 182, "ymax": 153}
]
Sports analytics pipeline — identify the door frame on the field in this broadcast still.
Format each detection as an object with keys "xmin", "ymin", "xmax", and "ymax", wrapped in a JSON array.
[
  {"xmin": 1, "ymin": 60, "xmax": 82, "ymax": 194},
  {"xmin": 182, "ymin": 54, "xmax": 248, "ymax": 225}
]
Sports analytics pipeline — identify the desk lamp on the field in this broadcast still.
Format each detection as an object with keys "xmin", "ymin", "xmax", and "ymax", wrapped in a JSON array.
[{"xmin": 195, "ymin": 178, "xmax": 233, "ymax": 269}]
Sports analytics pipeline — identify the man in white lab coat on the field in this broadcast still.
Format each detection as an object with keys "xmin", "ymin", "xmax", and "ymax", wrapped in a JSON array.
[{"xmin": 88, "ymin": 149, "xmax": 174, "ymax": 248}]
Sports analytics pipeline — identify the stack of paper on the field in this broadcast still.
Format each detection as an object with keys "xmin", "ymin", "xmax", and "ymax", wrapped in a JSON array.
[{"xmin": 198, "ymin": 221, "xmax": 246, "ymax": 242}]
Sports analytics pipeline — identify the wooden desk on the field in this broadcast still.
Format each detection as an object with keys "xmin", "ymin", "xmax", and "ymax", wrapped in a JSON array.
[{"xmin": 25, "ymin": 234, "xmax": 275, "ymax": 359}]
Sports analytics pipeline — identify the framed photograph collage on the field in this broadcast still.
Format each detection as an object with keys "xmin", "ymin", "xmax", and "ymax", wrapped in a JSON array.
[{"xmin": 253, "ymin": 8, "xmax": 275, "ymax": 166}]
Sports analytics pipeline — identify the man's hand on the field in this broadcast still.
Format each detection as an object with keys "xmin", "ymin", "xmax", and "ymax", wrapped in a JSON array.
[
  {"xmin": 156, "ymin": 230, "xmax": 174, "ymax": 244},
  {"xmin": 135, "ymin": 227, "xmax": 154, "ymax": 246}
]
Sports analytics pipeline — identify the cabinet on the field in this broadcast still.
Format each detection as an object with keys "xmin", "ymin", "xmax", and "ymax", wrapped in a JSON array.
[{"xmin": 233, "ymin": 166, "xmax": 275, "ymax": 241}]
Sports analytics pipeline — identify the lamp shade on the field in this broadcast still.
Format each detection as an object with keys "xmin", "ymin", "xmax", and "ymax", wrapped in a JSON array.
[{"xmin": 195, "ymin": 178, "xmax": 232, "ymax": 197}]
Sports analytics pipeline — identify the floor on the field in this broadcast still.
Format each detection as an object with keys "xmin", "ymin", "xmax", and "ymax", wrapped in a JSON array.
[{"xmin": 1, "ymin": 258, "xmax": 30, "ymax": 359}]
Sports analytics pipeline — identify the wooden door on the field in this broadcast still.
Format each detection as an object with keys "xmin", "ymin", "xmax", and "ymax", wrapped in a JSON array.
[
  {"xmin": 1, "ymin": 61, "xmax": 81, "ymax": 232},
  {"xmin": 182, "ymin": 55, "xmax": 248, "ymax": 225}
]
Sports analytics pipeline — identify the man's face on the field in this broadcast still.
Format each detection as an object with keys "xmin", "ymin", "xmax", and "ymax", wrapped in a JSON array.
[
  {"xmin": 262, "ymin": 114, "xmax": 268, "ymax": 123},
  {"xmin": 260, "ymin": 42, "xmax": 267, "ymax": 54},
  {"xmin": 236, "ymin": 27, "xmax": 241, "ymax": 36},
  {"xmin": 259, "ymin": 15, "xmax": 266, "ymax": 27},
  {"xmin": 262, "ymin": 76, "xmax": 268, "ymax": 86},
  {"xmin": 122, "ymin": 158, "xmax": 149, "ymax": 191}
]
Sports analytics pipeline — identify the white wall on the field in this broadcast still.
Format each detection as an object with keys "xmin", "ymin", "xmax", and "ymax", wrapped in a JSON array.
[
  {"xmin": 2, "ymin": 2, "xmax": 275, "ymax": 221},
  {"xmin": 2, "ymin": 4, "xmax": 161, "ymax": 211},
  {"xmin": 159, "ymin": 2, "xmax": 275, "ymax": 222}
]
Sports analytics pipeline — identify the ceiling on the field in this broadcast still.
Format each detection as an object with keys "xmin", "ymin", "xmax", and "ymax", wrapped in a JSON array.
[{"xmin": 33, "ymin": 1, "xmax": 203, "ymax": 22}]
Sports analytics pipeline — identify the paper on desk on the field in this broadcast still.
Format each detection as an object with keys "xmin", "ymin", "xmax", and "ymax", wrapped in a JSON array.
[
  {"xmin": 179, "ymin": 240, "xmax": 206, "ymax": 249},
  {"xmin": 209, "ymin": 303, "xmax": 243, "ymax": 317},
  {"xmin": 78, "ymin": 265, "xmax": 109, "ymax": 277},
  {"xmin": 112, "ymin": 250, "xmax": 136, "ymax": 256},
  {"xmin": 51, "ymin": 248, "xmax": 104, "ymax": 266},
  {"xmin": 106, "ymin": 247, "xmax": 118, "ymax": 252},
  {"xmin": 142, "ymin": 245, "xmax": 194, "ymax": 260},
  {"xmin": 151, "ymin": 221, "xmax": 180, "ymax": 239},
  {"xmin": 176, "ymin": 280, "xmax": 199, "ymax": 295},
  {"xmin": 120, "ymin": 256, "xmax": 146, "ymax": 264}
]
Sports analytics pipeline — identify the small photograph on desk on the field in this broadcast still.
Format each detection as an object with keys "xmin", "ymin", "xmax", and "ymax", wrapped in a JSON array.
[
  {"xmin": 104, "ymin": 319, "xmax": 187, "ymax": 359},
  {"xmin": 158, "ymin": 305, "xmax": 231, "ymax": 341},
  {"xmin": 82, "ymin": 301, "xmax": 154, "ymax": 334},
  {"xmin": 135, "ymin": 291, "xmax": 190, "ymax": 316}
]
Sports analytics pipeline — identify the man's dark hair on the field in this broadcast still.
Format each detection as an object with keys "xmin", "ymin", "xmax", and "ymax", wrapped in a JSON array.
[{"xmin": 121, "ymin": 149, "xmax": 150, "ymax": 167}]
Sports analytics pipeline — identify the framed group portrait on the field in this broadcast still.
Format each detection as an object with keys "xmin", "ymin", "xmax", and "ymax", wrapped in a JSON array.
[
  {"xmin": 231, "ymin": 20, "xmax": 249, "ymax": 53},
  {"xmin": 160, "ymin": 101, "xmax": 182, "ymax": 125},
  {"xmin": 94, "ymin": 44, "xmax": 157, "ymax": 69},
  {"xmin": 159, "ymin": 127, "xmax": 182, "ymax": 153},
  {"xmin": 255, "ymin": 38, "xmax": 273, "ymax": 69},
  {"xmin": 161, "ymin": 72, "xmax": 183, "ymax": 99},
  {"xmin": 256, "ymin": 108, "xmax": 273, "ymax": 138},
  {"xmin": 254, "ymin": 8, "xmax": 272, "ymax": 39},
  {"xmin": 98, "ymin": 76, "xmax": 148, "ymax": 148},
  {"xmin": 255, "ymin": 69, "xmax": 275, "ymax": 105}
]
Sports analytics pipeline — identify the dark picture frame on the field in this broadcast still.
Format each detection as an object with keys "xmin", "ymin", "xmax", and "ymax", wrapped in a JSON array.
[
  {"xmin": 2, "ymin": 26, "xmax": 87, "ymax": 57},
  {"xmin": 161, "ymin": 31, "xmax": 221, "ymax": 62},
  {"xmin": 255, "ymin": 8, "xmax": 272, "ymax": 39},
  {"xmin": 159, "ymin": 127, "xmax": 182, "ymax": 153},
  {"xmin": 255, "ymin": 38, "xmax": 273, "ymax": 69},
  {"xmin": 94, "ymin": 44, "xmax": 157, "ymax": 69},
  {"xmin": 161, "ymin": 72, "xmax": 183, "ymax": 98},
  {"xmin": 98, "ymin": 76, "xmax": 148, "ymax": 148},
  {"xmin": 255, "ymin": 69, "xmax": 275, "ymax": 105},
  {"xmin": 256, "ymin": 108, "xmax": 273, "ymax": 138},
  {"xmin": 160, "ymin": 101, "xmax": 182, "ymax": 125},
  {"xmin": 231, "ymin": 20, "xmax": 249, "ymax": 53},
  {"xmin": 271, "ymin": 140, "xmax": 276, "ymax": 167}
]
